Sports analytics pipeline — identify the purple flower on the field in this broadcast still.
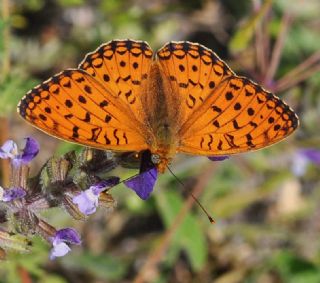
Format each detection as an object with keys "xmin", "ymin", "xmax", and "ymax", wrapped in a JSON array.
[
  {"xmin": 72, "ymin": 178, "xmax": 119, "ymax": 215},
  {"xmin": 20, "ymin": 137, "xmax": 40, "ymax": 164},
  {"xmin": 0, "ymin": 187, "xmax": 26, "ymax": 202},
  {"xmin": 0, "ymin": 137, "xmax": 39, "ymax": 167},
  {"xmin": 208, "ymin": 156, "xmax": 229, "ymax": 161},
  {"xmin": 90, "ymin": 178, "xmax": 120, "ymax": 194},
  {"xmin": 124, "ymin": 168, "xmax": 158, "ymax": 200},
  {"xmin": 73, "ymin": 186, "xmax": 98, "ymax": 215},
  {"xmin": 49, "ymin": 228, "xmax": 81, "ymax": 260},
  {"xmin": 0, "ymin": 140, "xmax": 18, "ymax": 159},
  {"xmin": 292, "ymin": 148, "xmax": 320, "ymax": 176},
  {"xmin": 298, "ymin": 149, "xmax": 320, "ymax": 165}
]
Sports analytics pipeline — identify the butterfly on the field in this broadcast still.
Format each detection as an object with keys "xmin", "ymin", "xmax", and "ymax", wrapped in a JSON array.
[{"xmin": 17, "ymin": 39, "xmax": 299, "ymax": 173}]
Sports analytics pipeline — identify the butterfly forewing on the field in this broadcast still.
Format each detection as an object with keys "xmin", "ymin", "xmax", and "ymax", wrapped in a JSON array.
[
  {"xmin": 156, "ymin": 41, "xmax": 234, "ymax": 125},
  {"xmin": 178, "ymin": 76, "xmax": 299, "ymax": 155},
  {"xmin": 18, "ymin": 69, "xmax": 148, "ymax": 151},
  {"xmin": 79, "ymin": 39, "xmax": 153, "ymax": 116}
]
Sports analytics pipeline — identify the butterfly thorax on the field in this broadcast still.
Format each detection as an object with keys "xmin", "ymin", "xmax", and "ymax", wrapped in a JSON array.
[{"xmin": 141, "ymin": 62, "xmax": 182, "ymax": 173}]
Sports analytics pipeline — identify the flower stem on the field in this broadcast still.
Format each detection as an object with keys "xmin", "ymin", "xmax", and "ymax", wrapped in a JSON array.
[
  {"xmin": 17, "ymin": 266, "xmax": 32, "ymax": 283},
  {"xmin": 275, "ymin": 51, "xmax": 320, "ymax": 92},
  {"xmin": 1, "ymin": 0, "xmax": 11, "ymax": 80},
  {"xmin": 264, "ymin": 13, "xmax": 292, "ymax": 84},
  {"xmin": 0, "ymin": 0, "xmax": 11, "ymax": 187}
]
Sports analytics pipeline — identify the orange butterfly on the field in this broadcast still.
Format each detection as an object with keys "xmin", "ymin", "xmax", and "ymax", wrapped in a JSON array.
[{"xmin": 18, "ymin": 39, "xmax": 299, "ymax": 173}]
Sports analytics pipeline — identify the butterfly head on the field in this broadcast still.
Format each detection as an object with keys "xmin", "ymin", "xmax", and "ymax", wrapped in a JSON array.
[{"xmin": 150, "ymin": 153, "xmax": 170, "ymax": 173}]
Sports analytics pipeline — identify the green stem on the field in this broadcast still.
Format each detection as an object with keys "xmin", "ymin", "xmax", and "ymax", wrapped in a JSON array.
[{"xmin": 0, "ymin": 0, "xmax": 11, "ymax": 187}]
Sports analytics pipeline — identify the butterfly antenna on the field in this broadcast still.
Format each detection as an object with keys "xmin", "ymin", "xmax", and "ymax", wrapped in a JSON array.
[
  {"xmin": 103, "ymin": 173, "xmax": 140, "ymax": 193},
  {"xmin": 119, "ymin": 173, "xmax": 140, "ymax": 184},
  {"xmin": 166, "ymin": 166, "xmax": 215, "ymax": 224}
]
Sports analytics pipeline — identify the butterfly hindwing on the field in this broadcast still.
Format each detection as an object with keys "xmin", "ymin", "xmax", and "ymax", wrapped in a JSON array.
[{"xmin": 18, "ymin": 69, "xmax": 148, "ymax": 151}]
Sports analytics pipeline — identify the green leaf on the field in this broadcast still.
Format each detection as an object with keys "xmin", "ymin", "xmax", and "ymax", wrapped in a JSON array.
[
  {"xmin": 57, "ymin": 0, "xmax": 84, "ymax": 7},
  {"xmin": 0, "ymin": 73, "xmax": 38, "ymax": 117},
  {"xmin": 62, "ymin": 252, "xmax": 128, "ymax": 280},
  {"xmin": 41, "ymin": 275, "xmax": 68, "ymax": 283},
  {"xmin": 55, "ymin": 141, "xmax": 82, "ymax": 155},
  {"xmin": 156, "ymin": 189, "xmax": 208, "ymax": 271},
  {"xmin": 212, "ymin": 171, "xmax": 292, "ymax": 218},
  {"xmin": 1, "ymin": 237, "xmax": 50, "ymax": 282},
  {"xmin": 270, "ymin": 250, "xmax": 320, "ymax": 283},
  {"xmin": 283, "ymin": 25, "xmax": 320, "ymax": 58},
  {"xmin": 229, "ymin": 0, "xmax": 272, "ymax": 53},
  {"xmin": 0, "ymin": 231, "xmax": 31, "ymax": 253}
]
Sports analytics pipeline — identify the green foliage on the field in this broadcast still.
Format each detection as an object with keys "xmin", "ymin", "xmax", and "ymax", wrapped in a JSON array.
[
  {"xmin": 22, "ymin": 0, "xmax": 45, "ymax": 11},
  {"xmin": 270, "ymin": 251, "xmax": 320, "ymax": 283},
  {"xmin": 55, "ymin": 142, "xmax": 82, "ymax": 156},
  {"xmin": 0, "ymin": 73, "xmax": 37, "ymax": 117},
  {"xmin": 57, "ymin": 0, "xmax": 84, "ymax": 7},
  {"xmin": 282, "ymin": 24, "xmax": 320, "ymax": 58},
  {"xmin": 1, "ymin": 237, "xmax": 61, "ymax": 282},
  {"xmin": 0, "ymin": 19, "xmax": 7, "ymax": 52},
  {"xmin": 62, "ymin": 252, "xmax": 128, "ymax": 280},
  {"xmin": 0, "ymin": 232, "xmax": 31, "ymax": 253},
  {"xmin": 156, "ymin": 189, "xmax": 208, "ymax": 271},
  {"xmin": 229, "ymin": 0, "xmax": 272, "ymax": 53}
]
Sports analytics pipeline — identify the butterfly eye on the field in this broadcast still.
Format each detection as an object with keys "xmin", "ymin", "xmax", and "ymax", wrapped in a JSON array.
[{"xmin": 151, "ymin": 154, "xmax": 160, "ymax": 164}]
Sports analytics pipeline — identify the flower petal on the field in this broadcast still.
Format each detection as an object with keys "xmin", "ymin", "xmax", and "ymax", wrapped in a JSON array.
[
  {"xmin": 299, "ymin": 149, "xmax": 320, "ymax": 165},
  {"xmin": 2, "ymin": 187, "xmax": 26, "ymax": 202},
  {"xmin": 0, "ymin": 140, "xmax": 18, "ymax": 159},
  {"xmin": 292, "ymin": 151, "xmax": 309, "ymax": 176},
  {"xmin": 0, "ymin": 186, "xmax": 4, "ymax": 200},
  {"xmin": 73, "ymin": 190, "xmax": 99, "ymax": 215},
  {"xmin": 208, "ymin": 156, "xmax": 229, "ymax": 161},
  {"xmin": 20, "ymin": 137, "xmax": 40, "ymax": 164},
  {"xmin": 291, "ymin": 148, "xmax": 320, "ymax": 176},
  {"xmin": 54, "ymin": 228, "xmax": 81, "ymax": 245},
  {"xmin": 49, "ymin": 228, "xmax": 81, "ymax": 260},
  {"xmin": 124, "ymin": 168, "xmax": 157, "ymax": 200},
  {"xmin": 90, "ymin": 177, "xmax": 120, "ymax": 195},
  {"xmin": 50, "ymin": 242, "xmax": 71, "ymax": 260}
]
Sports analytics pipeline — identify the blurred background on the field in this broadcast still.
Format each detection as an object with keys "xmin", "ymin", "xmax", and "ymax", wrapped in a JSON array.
[{"xmin": 1, "ymin": 0, "xmax": 320, "ymax": 282}]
